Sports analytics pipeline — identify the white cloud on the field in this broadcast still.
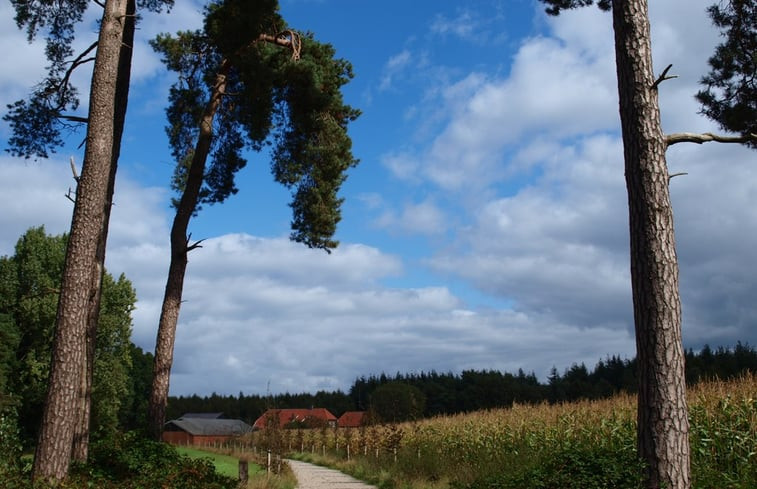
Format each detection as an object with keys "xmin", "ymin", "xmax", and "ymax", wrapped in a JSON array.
[
  {"xmin": 375, "ymin": 199, "xmax": 447, "ymax": 236},
  {"xmin": 0, "ymin": 157, "xmax": 75, "ymax": 254},
  {"xmin": 430, "ymin": 10, "xmax": 478, "ymax": 40},
  {"xmin": 379, "ymin": 50, "xmax": 413, "ymax": 91}
]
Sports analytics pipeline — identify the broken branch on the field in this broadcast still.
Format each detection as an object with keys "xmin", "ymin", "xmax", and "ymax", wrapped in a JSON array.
[
  {"xmin": 651, "ymin": 63, "xmax": 677, "ymax": 89},
  {"xmin": 69, "ymin": 156, "xmax": 80, "ymax": 182}
]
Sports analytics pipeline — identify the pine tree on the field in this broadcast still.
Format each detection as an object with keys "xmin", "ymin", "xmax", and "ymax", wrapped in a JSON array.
[
  {"xmin": 537, "ymin": 1, "xmax": 755, "ymax": 487},
  {"xmin": 147, "ymin": 0, "xmax": 359, "ymax": 439}
]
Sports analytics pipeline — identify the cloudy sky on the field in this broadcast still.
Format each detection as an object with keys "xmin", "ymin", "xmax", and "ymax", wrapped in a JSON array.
[{"xmin": 1, "ymin": 0, "xmax": 755, "ymax": 397}]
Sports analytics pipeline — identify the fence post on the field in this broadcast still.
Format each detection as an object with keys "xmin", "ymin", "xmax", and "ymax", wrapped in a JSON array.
[
  {"xmin": 267, "ymin": 450, "xmax": 272, "ymax": 475},
  {"xmin": 347, "ymin": 443, "xmax": 351, "ymax": 461},
  {"xmin": 238, "ymin": 459, "xmax": 248, "ymax": 485}
]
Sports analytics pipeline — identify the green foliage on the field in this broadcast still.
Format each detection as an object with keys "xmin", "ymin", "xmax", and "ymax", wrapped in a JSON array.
[
  {"xmin": 0, "ymin": 227, "xmax": 65, "ymax": 443},
  {"xmin": 91, "ymin": 273, "xmax": 137, "ymax": 440},
  {"xmin": 4, "ymin": 0, "xmax": 175, "ymax": 158},
  {"xmin": 152, "ymin": 0, "xmax": 359, "ymax": 250},
  {"xmin": 370, "ymin": 382, "xmax": 426, "ymax": 423},
  {"xmin": 82, "ymin": 432, "xmax": 237, "ymax": 488},
  {"xmin": 204, "ymin": 0, "xmax": 282, "ymax": 56},
  {"xmin": 697, "ymin": 0, "xmax": 757, "ymax": 148},
  {"xmin": 538, "ymin": 0, "xmax": 611, "ymax": 16},
  {"xmin": 0, "ymin": 227, "xmax": 139, "ymax": 445},
  {"xmin": 120, "ymin": 344, "xmax": 154, "ymax": 432},
  {"xmin": 0, "ymin": 431, "xmax": 238, "ymax": 488},
  {"xmin": 458, "ymin": 444, "xmax": 645, "ymax": 489},
  {"xmin": 0, "ymin": 406, "xmax": 22, "ymax": 477},
  {"xmin": 689, "ymin": 393, "xmax": 757, "ymax": 488}
]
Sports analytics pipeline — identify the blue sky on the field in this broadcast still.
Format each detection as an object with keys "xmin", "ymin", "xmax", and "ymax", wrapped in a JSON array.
[{"xmin": 1, "ymin": 0, "xmax": 756, "ymax": 397}]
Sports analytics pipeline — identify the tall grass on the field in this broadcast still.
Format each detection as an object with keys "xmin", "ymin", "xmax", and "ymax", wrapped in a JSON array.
[{"xmin": 275, "ymin": 374, "xmax": 756, "ymax": 489}]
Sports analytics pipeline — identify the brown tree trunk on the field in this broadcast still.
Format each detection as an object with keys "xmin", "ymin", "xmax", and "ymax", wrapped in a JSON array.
[
  {"xmin": 147, "ymin": 62, "xmax": 231, "ymax": 440},
  {"xmin": 71, "ymin": 0, "xmax": 136, "ymax": 462},
  {"xmin": 33, "ymin": 0, "xmax": 129, "ymax": 483},
  {"xmin": 611, "ymin": 1, "xmax": 690, "ymax": 488}
]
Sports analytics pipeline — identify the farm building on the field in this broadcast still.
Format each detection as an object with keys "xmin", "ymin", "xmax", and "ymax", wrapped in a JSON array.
[
  {"xmin": 162, "ymin": 413, "xmax": 253, "ymax": 446},
  {"xmin": 337, "ymin": 411, "xmax": 367, "ymax": 428},
  {"xmin": 253, "ymin": 408, "xmax": 337, "ymax": 430}
]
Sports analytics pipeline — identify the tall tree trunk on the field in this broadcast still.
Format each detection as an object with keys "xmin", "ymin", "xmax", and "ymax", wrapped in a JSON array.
[
  {"xmin": 147, "ymin": 62, "xmax": 231, "ymax": 440},
  {"xmin": 33, "ymin": 0, "xmax": 129, "ymax": 482},
  {"xmin": 611, "ymin": 1, "xmax": 690, "ymax": 488},
  {"xmin": 71, "ymin": 0, "xmax": 136, "ymax": 462}
]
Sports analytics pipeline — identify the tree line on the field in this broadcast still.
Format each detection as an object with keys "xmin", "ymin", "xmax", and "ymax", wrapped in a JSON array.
[{"xmin": 165, "ymin": 342, "xmax": 757, "ymax": 423}]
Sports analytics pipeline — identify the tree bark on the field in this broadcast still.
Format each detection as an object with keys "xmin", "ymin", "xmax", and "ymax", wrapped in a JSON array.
[
  {"xmin": 33, "ymin": 0, "xmax": 128, "ymax": 482},
  {"xmin": 611, "ymin": 1, "xmax": 690, "ymax": 488},
  {"xmin": 71, "ymin": 0, "xmax": 136, "ymax": 463},
  {"xmin": 147, "ymin": 61, "xmax": 231, "ymax": 440}
]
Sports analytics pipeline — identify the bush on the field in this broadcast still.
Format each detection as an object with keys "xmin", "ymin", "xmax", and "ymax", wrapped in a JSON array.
[
  {"xmin": 80, "ymin": 431, "xmax": 238, "ymax": 488},
  {"xmin": 0, "ymin": 431, "xmax": 239, "ymax": 489},
  {"xmin": 0, "ymin": 406, "xmax": 22, "ymax": 476}
]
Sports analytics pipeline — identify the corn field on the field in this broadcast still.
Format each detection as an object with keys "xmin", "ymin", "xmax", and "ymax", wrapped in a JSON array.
[{"xmin": 242, "ymin": 374, "xmax": 756, "ymax": 488}]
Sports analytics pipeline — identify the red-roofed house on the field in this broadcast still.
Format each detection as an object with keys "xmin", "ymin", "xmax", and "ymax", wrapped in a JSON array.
[
  {"xmin": 337, "ymin": 411, "xmax": 367, "ymax": 428},
  {"xmin": 253, "ymin": 408, "xmax": 337, "ymax": 430}
]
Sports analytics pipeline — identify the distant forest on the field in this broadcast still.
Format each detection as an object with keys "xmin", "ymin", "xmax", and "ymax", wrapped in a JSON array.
[{"xmin": 166, "ymin": 343, "xmax": 757, "ymax": 424}]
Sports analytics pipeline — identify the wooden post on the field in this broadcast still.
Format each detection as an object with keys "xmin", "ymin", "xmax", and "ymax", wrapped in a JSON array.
[
  {"xmin": 267, "ymin": 450, "xmax": 272, "ymax": 475},
  {"xmin": 347, "ymin": 443, "xmax": 350, "ymax": 461},
  {"xmin": 238, "ymin": 459, "xmax": 248, "ymax": 485}
]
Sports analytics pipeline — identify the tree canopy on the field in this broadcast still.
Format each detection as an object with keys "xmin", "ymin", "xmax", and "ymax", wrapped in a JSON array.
[
  {"xmin": 697, "ymin": 0, "xmax": 757, "ymax": 147},
  {"xmin": 4, "ymin": 0, "xmax": 174, "ymax": 159},
  {"xmin": 0, "ymin": 227, "xmax": 137, "ymax": 445},
  {"xmin": 152, "ymin": 0, "xmax": 359, "ymax": 249}
]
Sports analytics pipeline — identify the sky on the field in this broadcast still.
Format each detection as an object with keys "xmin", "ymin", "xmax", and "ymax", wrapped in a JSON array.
[{"xmin": 1, "ymin": 0, "xmax": 756, "ymax": 397}]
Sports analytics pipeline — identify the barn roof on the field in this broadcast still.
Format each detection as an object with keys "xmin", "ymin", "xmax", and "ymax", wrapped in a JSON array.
[
  {"xmin": 165, "ymin": 417, "xmax": 252, "ymax": 436},
  {"xmin": 337, "ymin": 411, "xmax": 367, "ymax": 428},
  {"xmin": 253, "ymin": 408, "xmax": 337, "ymax": 429}
]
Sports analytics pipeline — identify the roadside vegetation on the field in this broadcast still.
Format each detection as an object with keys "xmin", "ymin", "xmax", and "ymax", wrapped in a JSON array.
[{"xmin": 280, "ymin": 375, "xmax": 757, "ymax": 489}]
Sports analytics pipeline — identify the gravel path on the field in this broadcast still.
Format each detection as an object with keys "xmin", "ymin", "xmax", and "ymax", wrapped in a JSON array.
[{"xmin": 286, "ymin": 459, "xmax": 377, "ymax": 489}]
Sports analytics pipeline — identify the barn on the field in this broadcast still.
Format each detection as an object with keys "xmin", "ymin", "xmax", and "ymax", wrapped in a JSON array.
[
  {"xmin": 162, "ymin": 413, "xmax": 253, "ymax": 446},
  {"xmin": 253, "ymin": 408, "xmax": 338, "ymax": 430},
  {"xmin": 337, "ymin": 411, "xmax": 367, "ymax": 428}
]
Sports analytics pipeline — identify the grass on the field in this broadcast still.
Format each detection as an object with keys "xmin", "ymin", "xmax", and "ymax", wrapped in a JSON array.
[
  {"xmin": 176, "ymin": 445, "xmax": 297, "ymax": 489},
  {"xmin": 176, "ymin": 445, "xmax": 260, "ymax": 479}
]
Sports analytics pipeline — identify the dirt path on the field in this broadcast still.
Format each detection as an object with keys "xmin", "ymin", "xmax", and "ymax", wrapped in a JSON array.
[{"xmin": 286, "ymin": 459, "xmax": 377, "ymax": 489}]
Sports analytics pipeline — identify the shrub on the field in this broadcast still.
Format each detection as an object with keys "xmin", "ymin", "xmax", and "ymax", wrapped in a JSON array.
[{"xmin": 0, "ymin": 406, "xmax": 22, "ymax": 476}]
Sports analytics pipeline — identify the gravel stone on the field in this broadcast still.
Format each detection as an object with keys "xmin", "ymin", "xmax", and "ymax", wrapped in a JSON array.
[{"xmin": 286, "ymin": 459, "xmax": 377, "ymax": 489}]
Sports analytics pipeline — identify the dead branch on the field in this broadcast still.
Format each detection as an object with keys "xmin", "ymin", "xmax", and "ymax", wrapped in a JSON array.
[
  {"xmin": 665, "ymin": 132, "xmax": 757, "ymax": 146},
  {"xmin": 651, "ymin": 64, "xmax": 677, "ymax": 89},
  {"xmin": 668, "ymin": 172, "xmax": 688, "ymax": 182},
  {"xmin": 69, "ymin": 156, "xmax": 80, "ymax": 182},
  {"xmin": 59, "ymin": 114, "xmax": 89, "ymax": 124},
  {"xmin": 258, "ymin": 30, "xmax": 302, "ymax": 60},
  {"xmin": 185, "ymin": 233, "xmax": 206, "ymax": 252}
]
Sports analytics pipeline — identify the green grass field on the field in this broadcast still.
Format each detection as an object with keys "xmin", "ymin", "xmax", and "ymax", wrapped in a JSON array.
[{"xmin": 176, "ymin": 446, "xmax": 262, "ymax": 479}]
